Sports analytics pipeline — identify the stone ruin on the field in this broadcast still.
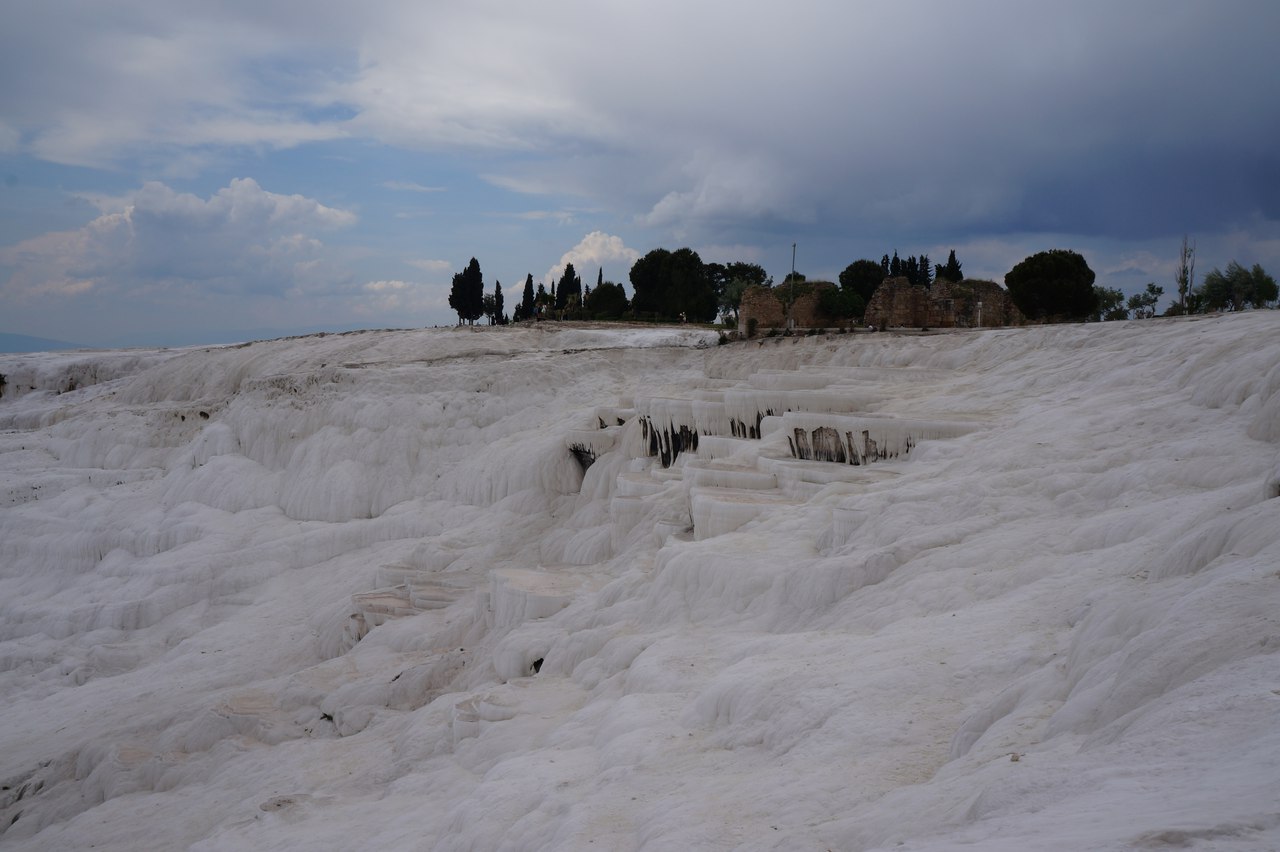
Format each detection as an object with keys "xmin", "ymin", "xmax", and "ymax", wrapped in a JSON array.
[
  {"xmin": 737, "ymin": 282, "xmax": 841, "ymax": 333},
  {"xmin": 864, "ymin": 277, "xmax": 1024, "ymax": 329}
]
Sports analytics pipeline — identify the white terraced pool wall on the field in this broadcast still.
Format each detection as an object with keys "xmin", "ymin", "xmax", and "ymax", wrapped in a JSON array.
[{"xmin": 1, "ymin": 316, "xmax": 1278, "ymax": 850}]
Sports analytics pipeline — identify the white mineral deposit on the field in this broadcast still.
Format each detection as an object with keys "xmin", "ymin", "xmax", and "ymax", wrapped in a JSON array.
[{"xmin": 2, "ymin": 316, "xmax": 1278, "ymax": 850}]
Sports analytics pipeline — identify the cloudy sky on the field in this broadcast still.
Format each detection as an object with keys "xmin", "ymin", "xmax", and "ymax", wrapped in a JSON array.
[{"xmin": 2, "ymin": 0, "xmax": 1278, "ymax": 346}]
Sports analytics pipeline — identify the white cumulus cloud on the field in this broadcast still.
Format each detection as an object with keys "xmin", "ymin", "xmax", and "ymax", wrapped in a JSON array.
[
  {"xmin": 544, "ymin": 232, "xmax": 641, "ymax": 287},
  {"xmin": 1, "ymin": 178, "xmax": 356, "ymax": 300}
]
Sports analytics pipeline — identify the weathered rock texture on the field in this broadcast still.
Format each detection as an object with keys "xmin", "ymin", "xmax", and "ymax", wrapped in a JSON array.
[
  {"xmin": 738, "ymin": 283, "xmax": 840, "ymax": 334},
  {"xmin": 864, "ymin": 278, "xmax": 1024, "ymax": 329}
]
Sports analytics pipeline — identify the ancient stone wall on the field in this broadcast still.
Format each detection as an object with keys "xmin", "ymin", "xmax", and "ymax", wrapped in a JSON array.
[
  {"xmin": 864, "ymin": 278, "xmax": 932, "ymax": 328},
  {"xmin": 865, "ymin": 277, "xmax": 1024, "ymax": 328},
  {"xmin": 739, "ymin": 286, "xmax": 786, "ymax": 332},
  {"xmin": 739, "ymin": 282, "xmax": 840, "ymax": 334},
  {"xmin": 935, "ymin": 279, "xmax": 1025, "ymax": 327}
]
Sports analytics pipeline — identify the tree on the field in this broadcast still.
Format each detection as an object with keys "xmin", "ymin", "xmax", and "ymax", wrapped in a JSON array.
[
  {"xmin": 1092, "ymin": 286, "xmax": 1128, "ymax": 321},
  {"xmin": 838, "ymin": 259, "xmax": 884, "ymax": 304},
  {"xmin": 1196, "ymin": 261, "xmax": 1277, "ymax": 311},
  {"xmin": 628, "ymin": 247, "xmax": 716, "ymax": 321},
  {"xmin": 585, "ymin": 281, "xmax": 629, "ymax": 318},
  {"xmin": 555, "ymin": 263, "xmax": 581, "ymax": 311},
  {"xmin": 449, "ymin": 257, "xmax": 484, "ymax": 325},
  {"xmin": 486, "ymin": 280, "xmax": 503, "ymax": 325},
  {"xmin": 1127, "ymin": 282, "xmax": 1163, "ymax": 319},
  {"xmin": 629, "ymin": 248, "xmax": 670, "ymax": 315},
  {"xmin": 520, "ymin": 274, "xmax": 535, "ymax": 320},
  {"xmin": 1004, "ymin": 249, "xmax": 1098, "ymax": 322},
  {"xmin": 723, "ymin": 262, "xmax": 771, "ymax": 290},
  {"xmin": 1175, "ymin": 236, "xmax": 1195, "ymax": 312},
  {"xmin": 889, "ymin": 251, "xmax": 902, "ymax": 278},
  {"xmin": 716, "ymin": 261, "xmax": 772, "ymax": 322},
  {"xmin": 667, "ymin": 248, "xmax": 715, "ymax": 321},
  {"xmin": 903, "ymin": 255, "xmax": 919, "ymax": 286},
  {"xmin": 937, "ymin": 249, "xmax": 963, "ymax": 284},
  {"xmin": 817, "ymin": 285, "xmax": 866, "ymax": 322}
]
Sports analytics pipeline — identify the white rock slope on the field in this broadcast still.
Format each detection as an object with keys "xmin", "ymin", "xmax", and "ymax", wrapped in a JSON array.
[{"xmin": 0, "ymin": 317, "xmax": 1277, "ymax": 850}]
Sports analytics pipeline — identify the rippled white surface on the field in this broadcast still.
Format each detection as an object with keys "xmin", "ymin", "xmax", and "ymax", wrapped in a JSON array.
[{"xmin": 1, "ymin": 318, "xmax": 1277, "ymax": 850}]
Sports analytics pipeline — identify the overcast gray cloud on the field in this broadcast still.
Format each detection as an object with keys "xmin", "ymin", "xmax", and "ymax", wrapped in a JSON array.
[
  {"xmin": 2, "ymin": 0, "xmax": 1279, "ymax": 343},
  {"xmin": 323, "ymin": 0, "xmax": 1280, "ymax": 250}
]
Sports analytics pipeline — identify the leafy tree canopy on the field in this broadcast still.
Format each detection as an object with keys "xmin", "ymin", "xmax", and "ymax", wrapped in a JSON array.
[
  {"xmin": 1092, "ymin": 286, "xmax": 1128, "ymax": 321},
  {"xmin": 629, "ymin": 247, "xmax": 716, "ymax": 321},
  {"xmin": 586, "ymin": 281, "xmax": 629, "ymax": 318},
  {"xmin": 839, "ymin": 259, "xmax": 883, "ymax": 303},
  {"xmin": 1196, "ymin": 261, "xmax": 1277, "ymax": 311},
  {"xmin": 1127, "ymin": 282, "xmax": 1162, "ymax": 319},
  {"xmin": 1004, "ymin": 249, "xmax": 1098, "ymax": 322}
]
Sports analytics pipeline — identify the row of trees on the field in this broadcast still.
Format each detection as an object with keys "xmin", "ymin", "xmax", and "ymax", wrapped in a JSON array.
[
  {"xmin": 450, "ymin": 243, "xmax": 1274, "ymax": 327},
  {"xmin": 449, "ymin": 257, "xmax": 511, "ymax": 325},
  {"xmin": 862, "ymin": 250, "xmax": 966, "ymax": 289},
  {"xmin": 1091, "ymin": 263, "xmax": 1277, "ymax": 323}
]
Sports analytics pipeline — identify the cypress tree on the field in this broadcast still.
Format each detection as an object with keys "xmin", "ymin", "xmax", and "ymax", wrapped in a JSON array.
[
  {"xmin": 941, "ymin": 250, "xmax": 962, "ymax": 283},
  {"xmin": 449, "ymin": 257, "xmax": 484, "ymax": 325},
  {"xmin": 522, "ymin": 274, "xmax": 535, "ymax": 317}
]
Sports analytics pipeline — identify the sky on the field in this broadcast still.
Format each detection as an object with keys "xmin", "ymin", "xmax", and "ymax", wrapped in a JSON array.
[{"xmin": 2, "ymin": 0, "xmax": 1279, "ymax": 347}]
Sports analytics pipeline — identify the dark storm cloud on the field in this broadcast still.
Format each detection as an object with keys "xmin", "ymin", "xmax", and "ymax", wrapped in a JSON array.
[{"xmin": 3, "ymin": 0, "xmax": 1279, "ymax": 341}]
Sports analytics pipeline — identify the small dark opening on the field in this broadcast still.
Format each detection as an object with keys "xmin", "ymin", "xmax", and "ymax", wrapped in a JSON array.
[{"xmin": 530, "ymin": 658, "xmax": 544, "ymax": 674}]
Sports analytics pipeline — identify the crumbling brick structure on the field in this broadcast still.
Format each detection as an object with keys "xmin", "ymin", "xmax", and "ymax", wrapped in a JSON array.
[
  {"xmin": 864, "ymin": 278, "xmax": 1024, "ymax": 329},
  {"xmin": 738, "ymin": 282, "xmax": 840, "ymax": 334}
]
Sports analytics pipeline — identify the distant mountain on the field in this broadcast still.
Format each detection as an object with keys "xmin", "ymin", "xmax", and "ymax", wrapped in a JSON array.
[{"xmin": 0, "ymin": 332, "xmax": 90, "ymax": 353}]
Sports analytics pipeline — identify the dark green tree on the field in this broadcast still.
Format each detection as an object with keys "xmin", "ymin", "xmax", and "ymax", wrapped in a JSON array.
[
  {"xmin": 1197, "ymin": 261, "xmax": 1277, "ymax": 311},
  {"xmin": 918, "ymin": 254, "xmax": 932, "ymax": 288},
  {"xmin": 1004, "ymin": 249, "xmax": 1098, "ymax": 322},
  {"xmin": 889, "ymin": 251, "xmax": 902, "ymax": 278},
  {"xmin": 555, "ymin": 263, "xmax": 582, "ymax": 311},
  {"xmin": 904, "ymin": 255, "xmax": 920, "ymax": 286},
  {"xmin": 839, "ymin": 259, "xmax": 884, "ymax": 304},
  {"xmin": 938, "ymin": 250, "xmax": 963, "ymax": 283},
  {"xmin": 490, "ymin": 281, "xmax": 504, "ymax": 324},
  {"xmin": 667, "ymin": 248, "xmax": 715, "ymax": 321},
  {"xmin": 629, "ymin": 248, "xmax": 670, "ymax": 316},
  {"xmin": 628, "ymin": 247, "xmax": 715, "ymax": 321},
  {"xmin": 520, "ymin": 274, "xmax": 535, "ymax": 320},
  {"xmin": 715, "ymin": 264, "xmax": 768, "ymax": 322},
  {"xmin": 817, "ymin": 285, "xmax": 866, "ymax": 322},
  {"xmin": 1127, "ymin": 282, "xmax": 1163, "ymax": 319},
  {"xmin": 723, "ymin": 262, "xmax": 771, "ymax": 289},
  {"xmin": 586, "ymin": 281, "xmax": 629, "ymax": 318},
  {"xmin": 1092, "ymin": 286, "xmax": 1128, "ymax": 321},
  {"xmin": 449, "ymin": 257, "xmax": 484, "ymax": 325}
]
